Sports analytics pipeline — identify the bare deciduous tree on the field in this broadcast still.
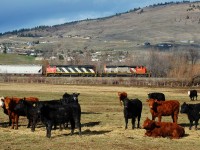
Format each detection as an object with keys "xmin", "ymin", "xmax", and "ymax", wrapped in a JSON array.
[{"xmin": 188, "ymin": 48, "xmax": 199, "ymax": 65}]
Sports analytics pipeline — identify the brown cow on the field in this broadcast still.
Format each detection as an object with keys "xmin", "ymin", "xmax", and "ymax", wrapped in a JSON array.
[
  {"xmin": 143, "ymin": 117, "xmax": 185, "ymax": 139},
  {"xmin": 3, "ymin": 96, "xmax": 39, "ymax": 129},
  {"xmin": 146, "ymin": 99, "xmax": 180, "ymax": 123}
]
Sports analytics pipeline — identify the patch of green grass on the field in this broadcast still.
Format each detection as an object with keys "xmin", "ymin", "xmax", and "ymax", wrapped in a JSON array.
[{"xmin": 0, "ymin": 54, "xmax": 41, "ymax": 64}]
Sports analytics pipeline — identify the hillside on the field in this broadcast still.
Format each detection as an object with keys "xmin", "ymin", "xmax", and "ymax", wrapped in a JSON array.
[
  {"xmin": 0, "ymin": 2, "xmax": 200, "ymax": 79},
  {"xmin": 1, "ymin": 2, "xmax": 200, "ymax": 52}
]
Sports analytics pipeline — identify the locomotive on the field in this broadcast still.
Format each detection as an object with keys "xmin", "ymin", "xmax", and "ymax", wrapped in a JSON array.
[{"xmin": 0, "ymin": 64, "xmax": 149, "ymax": 77}]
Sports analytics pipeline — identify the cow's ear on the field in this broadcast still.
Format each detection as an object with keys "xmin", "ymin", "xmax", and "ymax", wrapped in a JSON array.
[{"xmin": 118, "ymin": 92, "xmax": 121, "ymax": 96}]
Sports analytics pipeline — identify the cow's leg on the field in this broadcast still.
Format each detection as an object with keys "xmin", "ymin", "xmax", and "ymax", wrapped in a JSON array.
[
  {"xmin": 131, "ymin": 117, "xmax": 136, "ymax": 129},
  {"xmin": 158, "ymin": 115, "xmax": 162, "ymax": 122},
  {"xmin": 190, "ymin": 96, "xmax": 192, "ymax": 101},
  {"xmin": 70, "ymin": 119, "xmax": 75, "ymax": 135},
  {"xmin": 59, "ymin": 124, "xmax": 63, "ymax": 131},
  {"xmin": 9, "ymin": 117, "xmax": 12, "ymax": 126},
  {"xmin": 75, "ymin": 119, "xmax": 81, "ymax": 135},
  {"xmin": 27, "ymin": 117, "xmax": 31, "ymax": 128},
  {"xmin": 11, "ymin": 118, "xmax": 15, "ymax": 129},
  {"xmin": 125, "ymin": 117, "xmax": 128, "ymax": 129},
  {"xmin": 46, "ymin": 122, "xmax": 53, "ymax": 138},
  {"xmin": 152, "ymin": 115, "xmax": 156, "ymax": 121},
  {"xmin": 137, "ymin": 116, "xmax": 141, "ymax": 128},
  {"xmin": 194, "ymin": 120, "xmax": 198, "ymax": 130},
  {"xmin": 15, "ymin": 115, "xmax": 19, "ymax": 130},
  {"xmin": 189, "ymin": 120, "xmax": 193, "ymax": 130},
  {"xmin": 31, "ymin": 118, "xmax": 37, "ymax": 132}
]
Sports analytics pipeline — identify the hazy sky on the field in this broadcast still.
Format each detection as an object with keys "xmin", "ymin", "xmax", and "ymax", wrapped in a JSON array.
[{"xmin": 0, "ymin": 0, "xmax": 196, "ymax": 33}]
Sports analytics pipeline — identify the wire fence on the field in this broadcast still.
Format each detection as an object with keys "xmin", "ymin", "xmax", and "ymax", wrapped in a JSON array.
[{"xmin": 0, "ymin": 76, "xmax": 199, "ymax": 88}]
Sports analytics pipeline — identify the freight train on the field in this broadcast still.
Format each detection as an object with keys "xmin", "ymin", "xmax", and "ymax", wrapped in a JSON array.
[{"xmin": 0, "ymin": 64, "xmax": 150, "ymax": 77}]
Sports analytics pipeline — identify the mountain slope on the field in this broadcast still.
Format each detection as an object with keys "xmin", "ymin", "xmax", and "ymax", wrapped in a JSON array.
[{"xmin": 1, "ymin": 2, "xmax": 200, "ymax": 51}]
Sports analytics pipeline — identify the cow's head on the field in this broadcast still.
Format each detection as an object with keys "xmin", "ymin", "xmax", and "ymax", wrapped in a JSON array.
[
  {"xmin": 72, "ymin": 93, "xmax": 80, "ymax": 102},
  {"xmin": 146, "ymin": 99, "xmax": 159, "ymax": 110},
  {"xmin": 118, "ymin": 92, "xmax": 128, "ymax": 106},
  {"xmin": 3, "ymin": 97, "xmax": 12, "ymax": 110},
  {"xmin": 0, "ymin": 96, "xmax": 5, "ymax": 107},
  {"xmin": 180, "ymin": 102, "xmax": 190, "ymax": 114},
  {"xmin": 14, "ymin": 99, "xmax": 25, "ymax": 111},
  {"xmin": 143, "ymin": 117, "xmax": 156, "ymax": 130}
]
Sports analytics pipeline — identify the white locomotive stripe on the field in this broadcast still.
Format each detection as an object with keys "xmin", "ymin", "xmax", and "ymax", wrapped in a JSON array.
[
  {"xmin": 56, "ymin": 68, "xmax": 61, "ymax": 72},
  {"xmin": 75, "ymin": 67, "xmax": 82, "ymax": 73},
  {"xmin": 81, "ymin": 68, "xmax": 88, "ymax": 73},
  {"xmin": 62, "ymin": 67, "xmax": 69, "ymax": 73},
  {"xmin": 89, "ymin": 69, "xmax": 95, "ymax": 73},
  {"xmin": 68, "ymin": 67, "xmax": 75, "ymax": 73},
  {"xmin": 130, "ymin": 68, "xmax": 136, "ymax": 73}
]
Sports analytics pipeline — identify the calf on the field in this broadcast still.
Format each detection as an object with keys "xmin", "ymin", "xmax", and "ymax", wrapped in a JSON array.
[
  {"xmin": 3, "ymin": 97, "xmax": 39, "ymax": 129},
  {"xmin": 180, "ymin": 102, "xmax": 200, "ymax": 130},
  {"xmin": 118, "ymin": 92, "xmax": 142, "ymax": 129},
  {"xmin": 146, "ymin": 99, "xmax": 180, "ymax": 123},
  {"xmin": 148, "ymin": 92, "xmax": 165, "ymax": 101},
  {"xmin": 188, "ymin": 90, "xmax": 198, "ymax": 101},
  {"xmin": 143, "ymin": 117, "xmax": 185, "ymax": 139},
  {"xmin": 14, "ymin": 99, "xmax": 41, "ymax": 131}
]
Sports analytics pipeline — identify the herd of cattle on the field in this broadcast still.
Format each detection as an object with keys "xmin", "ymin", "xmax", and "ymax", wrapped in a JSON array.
[
  {"xmin": 0, "ymin": 93, "xmax": 81, "ymax": 138},
  {"xmin": 118, "ymin": 89, "xmax": 199, "ymax": 139},
  {"xmin": 0, "ymin": 89, "xmax": 199, "ymax": 139}
]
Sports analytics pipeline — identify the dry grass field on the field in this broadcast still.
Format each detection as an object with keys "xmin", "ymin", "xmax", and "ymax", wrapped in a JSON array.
[{"xmin": 0, "ymin": 83, "xmax": 200, "ymax": 150}]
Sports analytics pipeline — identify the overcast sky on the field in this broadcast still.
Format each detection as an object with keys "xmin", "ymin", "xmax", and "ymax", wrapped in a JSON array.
[{"xmin": 0, "ymin": 0, "xmax": 196, "ymax": 33}]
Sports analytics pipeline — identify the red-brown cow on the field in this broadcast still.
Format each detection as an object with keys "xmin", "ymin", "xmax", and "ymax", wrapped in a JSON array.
[
  {"xmin": 146, "ymin": 99, "xmax": 180, "ymax": 123},
  {"xmin": 3, "ymin": 96, "xmax": 39, "ymax": 129},
  {"xmin": 143, "ymin": 117, "xmax": 185, "ymax": 139}
]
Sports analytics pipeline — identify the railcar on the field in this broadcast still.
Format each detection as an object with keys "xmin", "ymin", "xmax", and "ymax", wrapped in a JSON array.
[
  {"xmin": 46, "ymin": 65, "xmax": 96, "ymax": 77},
  {"xmin": 102, "ymin": 65, "xmax": 149, "ymax": 77},
  {"xmin": 0, "ymin": 64, "xmax": 43, "ymax": 76}
]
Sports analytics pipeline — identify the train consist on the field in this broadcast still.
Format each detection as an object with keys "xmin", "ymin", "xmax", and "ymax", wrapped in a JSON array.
[{"xmin": 0, "ymin": 64, "xmax": 149, "ymax": 77}]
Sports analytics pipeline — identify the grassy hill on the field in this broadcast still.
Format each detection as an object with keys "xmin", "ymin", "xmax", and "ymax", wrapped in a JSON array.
[
  {"xmin": 1, "ymin": 2, "xmax": 200, "ymax": 52},
  {"xmin": 0, "ymin": 1, "xmax": 200, "ymax": 71},
  {"xmin": 0, "ymin": 54, "xmax": 41, "ymax": 65}
]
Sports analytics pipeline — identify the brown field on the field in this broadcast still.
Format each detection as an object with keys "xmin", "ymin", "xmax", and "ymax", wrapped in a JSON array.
[{"xmin": 0, "ymin": 83, "xmax": 200, "ymax": 150}]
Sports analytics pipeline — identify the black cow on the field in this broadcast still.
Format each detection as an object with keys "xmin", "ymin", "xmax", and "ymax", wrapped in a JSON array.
[
  {"xmin": 14, "ymin": 99, "xmax": 40, "ymax": 131},
  {"xmin": 35, "ymin": 102, "xmax": 76, "ymax": 138},
  {"xmin": 188, "ymin": 90, "xmax": 198, "ymax": 101},
  {"xmin": 118, "ymin": 92, "xmax": 142, "ymax": 129},
  {"xmin": 148, "ymin": 92, "xmax": 165, "ymax": 101},
  {"xmin": 180, "ymin": 102, "xmax": 200, "ymax": 130},
  {"xmin": 14, "ymin": 99, "xmax": 62, "ymax": 131},
  {"xmin": 61, "ymin": 92, "xmax": 81, "ymax": 133}
]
